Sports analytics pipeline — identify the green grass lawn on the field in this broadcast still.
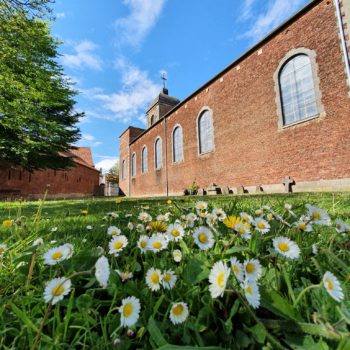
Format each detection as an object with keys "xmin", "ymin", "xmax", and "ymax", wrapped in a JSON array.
[{"xmin": 0, "ymin": 193, "xmax": 349, "ymax": 349}]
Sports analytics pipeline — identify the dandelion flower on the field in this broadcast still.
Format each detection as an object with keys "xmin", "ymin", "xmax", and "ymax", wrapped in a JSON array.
[
  {"xmin": 109, "ymin": 235, "xmax": 128, "ymax": 256},
  {"xmin": 208, "ymin": 261, "xmax": 230, "ymax": 298},
  {"xmin": 2, "ymin": 219, "xmax": 13, "ymax": 228},
  {"xmin": 95, "ymin": 256, "xmax": 110, "ymax": 288},
  {"xmin": 273, "ymin": 236, "xmax": 300, "ymax": 260},
  {"xmin": 44, "ymin": 277, "xmax": 72, "ymax": 305},
  {"xmin": 0, "ymin": 244, "xmax": 7, "ymax": 256},
  {"xmin": 137, "ymin": 235, "xmax": 149, "ymax": 253},
  {"xmin": 108, "ymin": 226, "xmax": 121, "ymax": 236},
  {"xmin": 230, "ymin": 256, "xmax": 244, "ymax": 282},
  {"xmin": 146, "ymin": 268, "xmax": 162, "ymax": 291},
  {"xmin": 167, "ymin": 199, "xmax": 172, "ymax": 205},
  {"xmin": 43, "ymin": 244, "xmax": 74, "ymax": 265},
  {"xmin": 223, "ymin": 216, "xmax": 242, "ymax": 230},
  {"xmin": 306, "ymin": 205, "xmax": 331, "ymax": 226},
  {"xmin": 242, "ymin": 280, "xmax": 260, "ymax": 309},
  {"xmin": 193, "ymin": 226, "xmax": 214, "ymax": 250},
  {"xmin": 253, "ymin": 218, "xmax": 270, "ymax": 234},
  {"xmin": 195, "ymin": 201, "xmax": 208, "ymax": 211},
  {"xmin": 323, "ymin": 271, "xmax": 344, "ymax": 302},
  {"xmin": 244, "ymin": 259, "xmax": 262, "ymax": 282},
  {"xmin": 166, "ymin": 223, "xmax": 185, "ymax": 242},
  {"xmin": 80, "ymin": 209, "xmax": 88, "ymax": 216},
  {"xmin": 162, "ymin": 269, "xmax": 177, "ymax": 289},
  {"xmin": 169, "ymin": 302, "xmax": 189, "ymax": 325},
  {"xmin": 119, "ymin": 296, "xmax": 141, "ymax": 327},
  {"xmin": 148, "ymin": 233, "xmax": 168, "ymax": 253},
  {"xmin": 173, "ymin": 249, "xmax": 182, "ymax": 262},
  {"xmin": 149, "ymin": 221, "xmax": 168, "ymax": 233}
]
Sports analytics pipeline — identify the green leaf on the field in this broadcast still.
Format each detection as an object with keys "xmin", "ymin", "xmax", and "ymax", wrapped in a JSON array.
[
  {"xmin": 147, "ymin": 316, "xmax": 168, "ymax": 347},
  {"xmin": 183, "ymin": 257, "xmax": 209, "ymax": 285},
  {"xmin": 157, "ymin": 346, "xmax": 226, "ymax": 350}
]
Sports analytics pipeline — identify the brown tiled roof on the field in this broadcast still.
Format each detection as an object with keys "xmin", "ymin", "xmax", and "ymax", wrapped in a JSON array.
[{"xmin": 70, "ymin": 147, "xmax": 94, "ymax": 167}]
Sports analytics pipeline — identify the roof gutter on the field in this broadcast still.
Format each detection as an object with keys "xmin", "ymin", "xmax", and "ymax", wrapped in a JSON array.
[{"xmin": 334, "ymin": 0, "xmax": 350, "ymax": 88}]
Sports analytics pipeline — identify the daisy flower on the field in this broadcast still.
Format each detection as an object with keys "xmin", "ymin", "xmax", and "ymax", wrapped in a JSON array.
[
  {"xmin": 116, "ymin": 270, "xmax": 133, "ymax": 282},
  {"xmin": 162, "ymin": 269, "xmax": 177, "ymax": 289},
  {"xmin": 51, "ymin": 227, "xmax": 58, "ymax": 232},
  {"xmin": 108, "ymin": 226, "xmax": 121, "ymax": 236},
  {"xmin": 136, "ymin": 224, "xmax": 145, "ymax": 232},
  {"xmin": 253, "ymin": 218, "xmax": 270, "ymax": 234},
  {"xmin": 145, "ymin": 268, "xmax": 162, "ymax": 291},
  {"xmin": 197, "ymin": 210, "xmax": 208, "ymax": 219},
  {"xmin": 323, "ymin": 271, "xmax": 344, "ymax": 302},
  {"xmin": 208, "ymin": 261, "xmax": 230, "ymax": 298},
  {"xmin": 255, "ymin": 209, "xmax": 263, "ymax": 217},
  {"xmin": 108, "ymin": 235, "xmax": 128, "ymax": 256},
  {"xmin": 0, "ymin": 244, "xmax": 7, "ymax": 256},
  {"xmin": 33, "ymin": 238, "xmax": 44, "ymax": 247},
  {"xmin": 294, "ymin": 217, "xmax": 313, "ymax": 232},
  {"xmin": 242, "ymin": 280, "xmax": 260, "ymax": 309},
  {"xmin": 185, "ymin": 213, "xmax": 197, "ymax": 227},
  {"xmin": 43, "ymin": 244, "xmax": 74, "ymax": 265},
  {"xmin": 312, "ymin": 244, "xmax": 318, "ymax": 255},
  {"xmin": 107, "ymin": 211, "xmax": 119, "ymax": 218},
  {"xmin": 127, "ymin": 222, "xmax": 134, "ymax": 230},
  {"xmin": 166, "ymin": 223, "xmax": 185, "ymax": 242},
  {"xmin": 244, "ymin": 259, "xmax": 262, "ymax": 282},
  {"xmin": 138, "ymin": 212, "xmax": 152, "ymax": 223},
  {"xmin": 230, "ymin": 256, "xmax": 244, "ymax": 282},
  {"xmin": 193, "ymin": 226, "xmax": 215, "ymax": 250},
  {"xmin": 195, "ymin": 201, "xmax": 208, "ymax": 211},
  {"xmin": 240, "ymin": 212, "xmax": 254, "ymax": 224},
  {"xmin": 148, "ymin": 233, "xmax": 168, "ymax": 253},
  {"xmin": 169, "ymin": 302, "xmax": 189, "ymax": 325},
  {"xmin": 86, "ymin": 225, "xmax": 93, "ymax": 230},
  {"xmin": 306, "ymin": 205, "xmax": 331, "ymax": 226},
  {"xmin": 119, "ymin": 296, "xmax": 141, "ymax": 327},
  {"xmin": 335, "ymin": 219, "xmax": 347, "ymax": 233},
  {"xmin": 137, "ymin": 235, "xmax": 149, "ymax": 253},
  {"xmin": 44, "ymin": 277, "xmax": 72, "ymax": 305},
  {"xmin": 206, "ymin": 213, "xmax": 217, "ymax": 227},
  {"xmin": 234, "ymin": 223, "xmax": 251, "ymax": 240},
  {"xmin": 95, "ymin": 256, "xmax": 110, "ymax": 288},
  {"xmin": 156, "ymin": 214, "xmax": 167, "ymax": 222},
  {"xmin": 212, "ymin": 208, "xmax": 227, "ymax": 221},
  {"xmin": 273, "ymin": 236, "xmax": 300, "ymax": 260},
  {"xmin": 173, "ymin": 249, "xmax": 182, "ymax": 262}
]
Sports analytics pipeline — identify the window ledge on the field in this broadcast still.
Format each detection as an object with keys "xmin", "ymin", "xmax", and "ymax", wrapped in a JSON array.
[
  {"xmin": 198, "ymin": 150, "xmax": 214, "ymax": 157},
  {"xmin": 280, "ymin": 113, "xmax": 325, "ymax": 130}
]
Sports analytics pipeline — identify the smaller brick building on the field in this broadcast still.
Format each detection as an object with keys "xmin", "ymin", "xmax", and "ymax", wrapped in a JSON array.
[{"xmin": 0, "ymin": 147, "xmax": 100, "ymax": 199}]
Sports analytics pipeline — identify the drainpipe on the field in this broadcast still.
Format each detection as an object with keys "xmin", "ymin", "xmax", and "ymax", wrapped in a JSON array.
[
  {"xmin": 128, "ymin": 143, "xmax": 131, "ymax": 197},
  {"xmin": 164, "ymin": 117, "xmax": 169, "ymax": 197},
  {"xmin": 334, "ymin": 0, "xmax": 350, "ymax": 88}
]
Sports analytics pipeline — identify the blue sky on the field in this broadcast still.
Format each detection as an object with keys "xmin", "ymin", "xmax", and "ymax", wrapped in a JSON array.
[{"xmin": 51, "ymin": 0, "xmax": 309, "ymax": 172}]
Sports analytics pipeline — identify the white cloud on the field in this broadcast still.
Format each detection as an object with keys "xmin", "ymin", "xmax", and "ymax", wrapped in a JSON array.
[
  {"xmin": 240, "ymin": 0, "xmax": 256, "ymax": 21},
  {"xmin": 116, "ymin": 0, "xmax": 166, "ymax": 47},
  {"xmin": 56, "ymin": 12, "xmax": 65, "ymax": 19},
  {"xmin": 92, "ymin": 58, "xmax": 161, "ymax": 123},
  {"xmin": 242, "ymin": 0, "xmax": 306, "ymax": 41},
  {"xmin": 95, "ymin": 157, "xmax": 119, "ymax": 173},
  {"xmin": 77, "ymin": 133, "xmax": 102, "ymax": 147},
  {"xmin": 61, "ymin": 40, "xmax": 102, "ymax": 71}
]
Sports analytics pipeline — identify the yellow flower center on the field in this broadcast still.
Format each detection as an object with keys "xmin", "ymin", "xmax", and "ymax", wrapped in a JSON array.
[
  {"xmin": 0, "ymin": 247, "xmax": 4, "ymax": 254},
  {"xmin": 171, "ymin": 229, "xmax": 180, "ymax": 237},
  {"xmin": 198, "ymin": 233, "xmax": 207, "ymax": 243},
  {"xmin": 325, "ymin": 279, "xmax": 333, "ymax": 290},
  {"xmin": 246, "ymin": 263, "xmax": 255, "ymax": 274},
  {"xmin": 153, "ymin": 241, "xmax": 162, "ymax": 249},
  {"xmin": 140, "ymin": 240, "xmax": 147, "ymax": 248},
  {"xmin": 151, "ymin": 272, "xmax": 159, "ymax": 284},
  {"xmin": 246, "ymin": 286, "xmax": 252, "ymax": 295},
  {"xmin": 3, "ymin": 220, "xmax": 13, "ymax": 227},
  {"xmin": 312, "ymin": 212, "xmax": 321, "ymax": 220},
  {"xmin": 172, "ymin": 304, "xmax": 184, "ymax": 316},
  {"xmin": 233, "ymin": 265, "xmax": 239, "ymax": 273},
  {"xmin": 278, "ymin": 242, "xmax": 289, "ymax": 252},
  {"xmin": 200, "ymin": 212, "xmax": 206, "ymax": 217},
  {"xmin": 123, "ymin": 303, "xmax": 133, "ymax": 317},
  {"xmin": 298, "ymin": 223, "xmax": 306, "ymax": 230},
  {"xmin": 114, "ymin": 241, "xmax": 123, "ymax": 249},
  {"xmin": 52, "ymin": 251, "xmax": 63, "ymax": 260},
  {"xmin": 217, "ymin": 273, "xmax": 225, "ymax": 288},
  {"xmin": 257, "ymin": 222, "xmax": 265, "ymax": 229},
  {"xmin": 238, "ymin": 227, "xmax": 245, "ymax": 234},
  {"xmin": 164, "ymin": 273, "xmax": 172, "ymax": 282},
  {"xmin": 52, "ymin": 285, "xmax": 64, "ymax": 296},
  {"xmin": 111, "ymin": 230, "xmax": 117, "ymax": 235}
]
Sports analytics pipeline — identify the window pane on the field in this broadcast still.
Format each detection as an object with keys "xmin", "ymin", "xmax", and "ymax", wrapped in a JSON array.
[
  {"xmin": 155, "ymin": 139, "xmax": 162, "ymax": 169},
  {"xmin": 122, "ymin": 160, "xmax": 125, "ymax": 179},
  {"xmin": 199, "ymin": 110, "xmax": 213, "ymax": 154},
  {"xmin": 173, "ymin": 127, "xmax": 183, "ymax": 162},
  {"xmin": 142, "ymin": 147, "xmax": 148, "ymax": 173},
  {"xmin": 132, "ymin": 154, "xmax": 136, "ymax": 177},
  {"xmin": 280, "ymin": 54, "xmax": 318, "ymax": 125}
]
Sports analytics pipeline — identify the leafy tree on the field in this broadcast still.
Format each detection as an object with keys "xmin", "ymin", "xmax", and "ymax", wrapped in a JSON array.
[
  {"xmin": 0, "ymin": 2, "xmax": 82, "ymax": 170},
  {"xmin": 106, "ymin": 161, "xmax": 119, "ymax": 184}
]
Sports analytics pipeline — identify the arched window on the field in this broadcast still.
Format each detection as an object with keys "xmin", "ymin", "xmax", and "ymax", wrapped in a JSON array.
[
  {"xmin": 172, "ymin": 125, "xmax": 183, "ymax": 163},
  {"xmin": 198, "ymin": 109, "xmax": 214, "ymax": 154},
  {"xmin": 279, "ymin": 54, "xmax": 318, "ymax": 125},
  {"xmin": 142, "ymin": 146, "xmax": 148, "ymax": 173},
  {"xmin": 155, "ymin": 137, "xmax": 162, "ymax": 169},
  {"xmin": 122, "ymin": 159, "xmax": 126, "ymax": 179},
  {"xmin": 131, "ymin": 153, "xmax": 136, "ymax": 177},
  {"xmin": 150, "ymin": 115, "xmax": 154, "ymax": 126}
]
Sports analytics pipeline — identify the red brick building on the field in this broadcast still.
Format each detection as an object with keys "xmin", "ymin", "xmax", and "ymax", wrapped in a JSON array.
[
  {"xmin": 119, "ymin": 0, "xmax": 350, "ymax": 197},
  {"xmin": 0, "ymin": 147, "xmax": 100, "ymax": 199}
]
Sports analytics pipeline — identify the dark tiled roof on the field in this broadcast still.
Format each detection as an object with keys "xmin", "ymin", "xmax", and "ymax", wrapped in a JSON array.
[{"xmin": 147, "ymin": 92, "xmax": 180, "ymax": 112}]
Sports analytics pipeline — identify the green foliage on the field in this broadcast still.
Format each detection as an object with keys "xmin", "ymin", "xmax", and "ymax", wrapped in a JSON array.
[
  {"xmin": 0, "ymin": 193, "xmax": 349, "ymax": 349},
  {"xmin": 0, "ymin": 3, "xmax": 82, "ymax": 170}
]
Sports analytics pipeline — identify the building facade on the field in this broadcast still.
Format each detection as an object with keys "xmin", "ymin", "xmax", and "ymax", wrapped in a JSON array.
[
  {"xmin": 0, "ymin": 147, "xmax": 100, "ymax": 199},
  {"xmin": 119, "ymin": 0, "xmax": 350, "ymax": 197}
]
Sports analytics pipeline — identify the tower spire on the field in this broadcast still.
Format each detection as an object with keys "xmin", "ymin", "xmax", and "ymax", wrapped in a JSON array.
[{"xmin": 161, "ymin": 72, "xmax": 168, "ymax": 94}]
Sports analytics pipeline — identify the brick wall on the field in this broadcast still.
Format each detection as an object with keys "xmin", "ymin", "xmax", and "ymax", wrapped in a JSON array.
[
  {"xmin": 120, "ymin": 0, "xmax": 350, "ymax": 197},
  {"xmin": 0, "ymin": 163, "xmax": 100, "ymax": 199}
]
